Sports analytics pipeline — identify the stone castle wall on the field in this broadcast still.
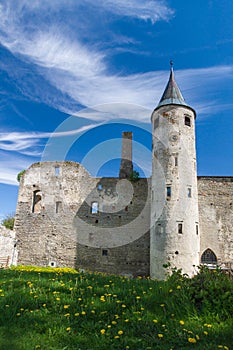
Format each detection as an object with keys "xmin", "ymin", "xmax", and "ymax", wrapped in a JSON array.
[
  {"xmin": 198, "ymin": 177, "xmax": 233, "ymax": 264},
  {"xmin": 14, "ymin": 162, "xmax": 233, "ymax": 275},
  {"xmin": 15, "ymin": 161, "xmax": 151, "ymax": 276},
  {"xmin": 0, "ymin": 226, "xmax": 17, "ymax": 265}
]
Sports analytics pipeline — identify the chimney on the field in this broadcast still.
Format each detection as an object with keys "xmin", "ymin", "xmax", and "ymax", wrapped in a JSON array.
[{"xmin": 119, "ymin": 132, "xmax": 133, "ymax": 178}]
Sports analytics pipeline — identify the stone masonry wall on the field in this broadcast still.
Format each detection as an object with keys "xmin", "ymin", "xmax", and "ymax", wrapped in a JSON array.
[
  {"xmin": 198, "ymin": 177, "xmax": 233, "ymax": 264},
  {"xmin": 0, "ymin": 226, "xmax": 17, "ymax": 265},
  {"xmin": 15, "ymin": 161, "xmax": 150, "ymax": 276}
]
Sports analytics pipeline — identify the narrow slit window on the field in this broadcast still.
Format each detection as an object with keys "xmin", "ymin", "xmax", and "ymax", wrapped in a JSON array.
[
  {"xmin": 91, "ymin": 202, "xmax": 99, "ymax": 214},
  {"xmin": 185, "ymin": 116, "xmax": 191, "ymax": 127},
  {"xmin": 188, "ymin": 187, "xmax": 192, "ymax": 198},
  {"xmin": 166, "ymin": 186, "xmax": 171, "ymax": 198},
  {"xmin": 178, "ymin": 223, "xmax": 183, "ymax": 234},
  {"xmin": 196, "ymin": 224, "xmax": 199, "ymax": 235},
  {"xmin": 55, "ymin": 166, "xmax": 60, "ymax": 176},
  {"xmin": 175, "ymin": 156, "xmax": 178, "ymax": 166},
  {"xmin": 55, "ymin": 201, "xmax": 61, "ymax": 213}
]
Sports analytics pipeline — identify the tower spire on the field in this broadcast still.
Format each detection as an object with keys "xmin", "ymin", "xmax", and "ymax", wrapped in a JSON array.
[{"xmin": 156, "ymin": 62, "xmax": 188, "ymax": 108}]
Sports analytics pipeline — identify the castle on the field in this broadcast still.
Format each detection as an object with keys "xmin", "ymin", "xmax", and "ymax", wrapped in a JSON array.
[{"xmin": 12, "ymin": 66, "xmax": 233, "ymax": 279}]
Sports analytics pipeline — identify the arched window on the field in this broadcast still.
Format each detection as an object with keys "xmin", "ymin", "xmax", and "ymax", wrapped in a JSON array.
[
  {"xmin": 201, "ymin": 249, "xmax": 217, "ymax": 264},
  {"xmin": 91, "ymin": 202, "xmax": 99, "ymax": 214}
]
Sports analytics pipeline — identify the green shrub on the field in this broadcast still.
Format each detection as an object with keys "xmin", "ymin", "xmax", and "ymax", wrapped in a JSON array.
[{"xmin": 1, "ymin": 213, "xmax": 15, "ymax": 230}]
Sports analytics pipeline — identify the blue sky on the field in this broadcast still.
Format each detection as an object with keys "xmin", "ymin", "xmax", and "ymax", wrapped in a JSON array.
[{"xmin": 0, "ymin": 0, "xmax": 233, "ymax": 220}]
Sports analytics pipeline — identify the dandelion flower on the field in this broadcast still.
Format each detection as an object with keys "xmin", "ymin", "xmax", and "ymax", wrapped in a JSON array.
[
  {"xmin": 100, "ymin": 329, "xmax": 105, "ymax": 335},
  {"xmin": 203, "ymin": 331, "xmax": 208, "ymax": 335},
  {"xmin": 114, "ymin": 335, "xmax": 120, "ymax": 339},
  {"xmin": 158, "ymin": 334, "xmax": 163, "ymax": 338},
  {"xmin": 153, "ymin": 319, "xmax": 158, "ymax": 323},
  {"xmin": 64, "ymin": 305, "xmax": 70, "ymax": 309},
  {"xmin": 188, "ymin": 337, "xmax": 196, "ymax": 343},
  {"xmin": 179, "ymin": 320, "xmax": 185, "ymax": 325},
  {"xmin": 66, "ymin": 327, "xmax": 71, "ymax": 331},
  {"xmin": 118, "ymin": 330, "xmax": 123, "ymax": 335}
]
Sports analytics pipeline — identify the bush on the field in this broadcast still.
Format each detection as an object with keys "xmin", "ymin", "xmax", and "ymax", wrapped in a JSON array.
[
  {"xmin": 17, "ymin": 170, "xmax": 26, "ymax": 182},
  {"xmin": 2, "ymin": 213, "xmax": 15, "ymax": 230}
]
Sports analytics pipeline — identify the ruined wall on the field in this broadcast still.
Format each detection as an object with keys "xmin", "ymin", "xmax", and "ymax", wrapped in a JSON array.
[
  {"xmin": 198, "ymin": 177, "xmax": 233, "ymax": 264},
  {"xmin": 15, "ymin": 161, "xmax": 150, "ymax": 276},
  {"xmin": 0, "ymin": 226, "xmax": 17, "ymax": 265}
]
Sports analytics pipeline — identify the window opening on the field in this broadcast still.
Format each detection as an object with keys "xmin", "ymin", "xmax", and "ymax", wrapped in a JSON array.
[
  {"xmin": 32, "ymin": 190, "xmax": 42, "ymax": 213},
  {"xmin": 166, "ymin": 186, "xmax": 171, "ymax": 198},
  {"xmin": 196, "ymin": 224, "xmax": 199, "ymax": 235},
  {"xmin": 55, "ymin": 166, "xmax": 60, "ymax": 176},
  {"xmin": 185, "ymin": 116, "xmax": 191, "ymax": 127},
  {"xmin": 178, "ymin": 223, "xmax": 183, "ymax": 234},
  {"xmin": 97, "ymin": 184, "xmax": 103, "ymax": 191},
  {"xmin": 102, "ymin": 249, "xmax": 108, "ymax": 256},
  {"xmin": 55, "ymin": 201, "xmax": 61, "ymax": 213},
  {"xmin": 201, "ymin": 249, "xmax": 217, "ymax": 264},
  {"xmin": 91, "ymin": 202, "xmax": 98, "ymax": 214},
  {"xmin": 175, "ymin": 156, "xmax": 178, "ymax": 166},
  {"xmin": 188, "ymin": 187, "xmax": 192, "ymax": 198}
]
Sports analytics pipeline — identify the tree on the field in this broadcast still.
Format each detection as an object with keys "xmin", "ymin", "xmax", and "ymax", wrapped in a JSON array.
[{"xmin": 2, "ymin": 213, "xmax": 15, "ymax": 230}]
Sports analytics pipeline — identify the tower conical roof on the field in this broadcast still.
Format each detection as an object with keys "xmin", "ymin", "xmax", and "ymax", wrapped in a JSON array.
[{"xmin": 156, "ymin": 64, "xmax": 188, "ymax": 108}]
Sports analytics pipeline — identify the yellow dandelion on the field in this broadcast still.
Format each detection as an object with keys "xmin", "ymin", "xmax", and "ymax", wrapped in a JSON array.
[
  {"xmin": 100, "ymin": 329, "xmax": 106, "ymax": 334},
  {"xmin": 160, "ymin": 304, "xmax": 165, "ymax": 307},
  {"xmin": 179, "ymin": 320, "xmax": 185, "ymax": 325},
  {"xmin": 153, "ymin": 319, "xmax": 158, "ymax": 323},
  {"xmin": 136, "ymin": 296, "xmax": 141, "ymax": 300},
  {"xmin": 125, "ymin": 319, "xmax": 129, "ymax": 322},
  {"xmin": 114, "ymin": 335, "xmax": 120, "ymax": 339},
  {"xmin": 169, "ymin": 289, "xmax": 173, "ymax": 293},
  {"xmin": 157, "ymin": 334, "xmax": 163, "ymax": 338},
  {"xmin": 66, "ymin": 327, "xmax": 71, "ymax": 331},
  {"xmin": 112, "ymin": 321, "xmax": 117, "ymax": 325},
  {"xmin": 74, "ymin": 312, "xmax": 79, "ymax": 316},
  {"xmin": 64, "ymin": 313, "xmax": 70, "ymax": 317},
  {"xmin": 203, "ymin": 331, "xmax": 208, "ymax": 335},
  {"xmin": 188, "ymin": 337, "xmax": 197, "ymax": 343},
  {"xmin": 176, "ymin": 285, "xmax": 181, "ymax": 289},
  {"xmin": 42, "ymin": 304, "xmax": 46, "ymax": 307},
  {"xmin": 81, "ymin": 311, "xmax": 86, "ymax": 315},
  {"xmin": 118, "ymin": 330, "xmax": 123, "ymax": 335},
  {"xmin": 16, "ymin": 313, "xmax": 20, "ymax": 316},
  {"xmin": 64, "ymin": 305, "xmax": 70, "ymax": 309},
  {"xmin": 107, "ymin": 325, "xmax": 111, "ymax": 328},
  {"xmin": 122, "ymin": 304, "xmax": 126, "ymax": 308},
  {"xmin": 196, "ymin": 334, "xmax": 200, "ymax": 340}
]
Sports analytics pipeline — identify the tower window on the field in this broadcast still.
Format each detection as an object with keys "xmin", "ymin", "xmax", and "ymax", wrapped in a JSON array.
[
  {"xmin": 196, "ymin": 224, "xmax": 199, "ymax": 235},
  {"xmin": 188, "ymin": 187, "xmax": 192, "ymax": 198},
  {"xmin": 91, "ymin": 202, "xmax": 99, "ymax": 214},
  {"xmin": 55, "ymin": 166, "xmax": 60, "ymax": 176},
  {"xmin": 55, "ymin": 201, "xmax": 62, "ymax": 213},
  {"xmin": 166, "ymin": 186, "xmax": 171, "ymax": 199},
  {"xmin": 97, "ymin": 184, "xmax": 103, "ymax": 191},
  {"xmin": 178, "ymin": 223, "xmax": 183, "ymax": 234},
  {"xmin": 175, "ymin": 156, "xmax": 178, "ymax": 166},
  {"xmin": 184, "ymin": 116, "xmax": 191, "ymax": 127}
]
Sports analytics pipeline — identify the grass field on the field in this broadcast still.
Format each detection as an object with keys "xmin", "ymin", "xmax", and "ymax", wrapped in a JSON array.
[{"xmin": 0, "ymin": 266, "xmax": 232, "ymax": 350}]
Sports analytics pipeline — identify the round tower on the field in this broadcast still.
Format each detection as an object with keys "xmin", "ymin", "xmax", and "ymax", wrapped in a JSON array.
[{"xmin": 150, "ymin": 64, "xmax": 200, "ymax": 279}]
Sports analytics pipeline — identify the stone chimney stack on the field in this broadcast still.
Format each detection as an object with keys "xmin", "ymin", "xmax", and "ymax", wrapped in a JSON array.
[{"xmin": 119, "ymin": 132, "xmax": 133, "ymax": 178}]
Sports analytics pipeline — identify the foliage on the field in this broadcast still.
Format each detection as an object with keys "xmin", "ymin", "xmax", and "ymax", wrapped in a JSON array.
[
  {"xmin": 1, "ymin": 213, "xmax": 15, "ymax": 230},
  {"xmin": 17, "ymin": 170, "xmax": 26, "ymax": 182},
  {"xmin": 0, "ymin": 266, "xmax": 232, "ymax": 349},
  {"xmin": 129, "ymin": 170, "xmax": 140, "ymax": 182}
]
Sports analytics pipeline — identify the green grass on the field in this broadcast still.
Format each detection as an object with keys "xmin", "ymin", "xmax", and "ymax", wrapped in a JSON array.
[{"xmin": 0, "ymin": 266, "xmax": 232, "ymax": 350}]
